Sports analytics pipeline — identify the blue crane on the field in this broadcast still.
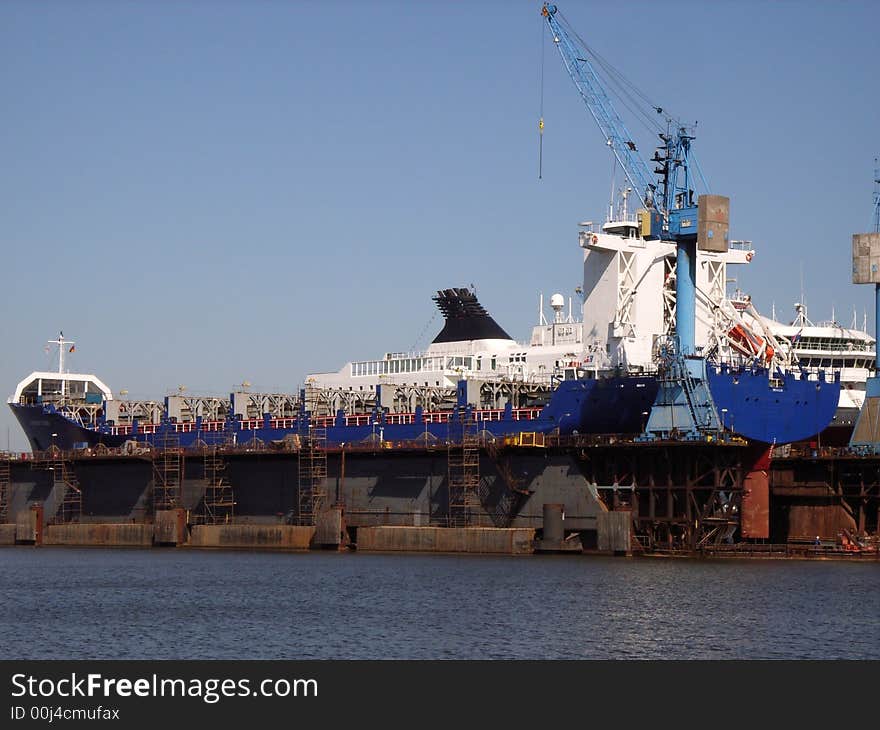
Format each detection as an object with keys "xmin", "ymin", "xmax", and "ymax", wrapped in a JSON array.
[
  {"xmin": 542, "ymin": 3, "xmax": 728, "ymax": 356},
  {"xmin": 541, "ymin": 3, "xmax": 699, "ymax": 241}
]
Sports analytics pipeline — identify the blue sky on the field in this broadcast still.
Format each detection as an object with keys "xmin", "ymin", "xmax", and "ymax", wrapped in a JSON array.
[{"xmin": 2, "ymin": 0, "xmax": 878, "ymax": 450}]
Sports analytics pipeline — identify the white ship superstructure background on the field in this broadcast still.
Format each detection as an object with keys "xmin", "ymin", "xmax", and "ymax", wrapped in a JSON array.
[{"xmin": 749, "ymin": 301, "xmax": 875, "ymax": 435}]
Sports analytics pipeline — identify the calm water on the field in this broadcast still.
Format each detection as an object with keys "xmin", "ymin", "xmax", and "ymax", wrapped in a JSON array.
[{"xmin": 1, "ymin": 547, "xmax": 878, "ymax": 659}]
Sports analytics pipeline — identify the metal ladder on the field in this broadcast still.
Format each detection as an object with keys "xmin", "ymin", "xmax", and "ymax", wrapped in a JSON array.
[
  {"xmin": 447, "ymin": 416, "xmax": 480, "ymax": 527},
  {"xmin": 0, "ymin": 454, "xmax": 10, "ymax": 523},
  {"xmin": 201, "ymin": 445, "xmax": 234, "ymax": 524},
  {"xmin": 661, "ymin": 355, "xmax": 719, "ymax": 436},
  {"xmin": 297, "ymin": 427, "xmax": 327, "ymax": 525},
  {"xmin": 152, "ymin": 434, "xmax": 183, "ymax": 513}
]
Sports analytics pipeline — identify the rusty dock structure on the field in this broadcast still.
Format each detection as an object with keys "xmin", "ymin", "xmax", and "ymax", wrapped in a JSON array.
[{"xmin": 0, "ymin": 434, "xmax": 877, "ymax": 559}]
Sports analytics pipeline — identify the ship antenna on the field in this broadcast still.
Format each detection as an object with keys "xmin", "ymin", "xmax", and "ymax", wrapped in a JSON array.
[
  {"xmin": 48, "ymin": 331, "xmax": 74, "ymax": 374},
  {"xmin": 799, "ymin": 263, "xmax": 806, "ymax": 319}
]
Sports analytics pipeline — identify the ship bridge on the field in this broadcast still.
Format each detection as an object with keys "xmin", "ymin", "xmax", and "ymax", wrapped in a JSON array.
[{"xmin": 9, "ymin": 371, "xmax": 113, "ymax": 407}]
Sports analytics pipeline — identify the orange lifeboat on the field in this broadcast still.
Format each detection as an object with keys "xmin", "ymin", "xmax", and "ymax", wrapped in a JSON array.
[{"xmin": 728, "ymin": 324, "xmax": 774, "ymax": 363}]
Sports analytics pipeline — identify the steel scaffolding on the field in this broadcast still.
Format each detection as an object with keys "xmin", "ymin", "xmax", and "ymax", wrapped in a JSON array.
[
  {"xmin": 200, "ymin": 446, "xmax": 234, "ymax": 524},
  {"xmin": 44, "ymin": 446, "xmax": 82, "ymax": 525},
  {"xmin": 152, "ymin": 434, "xmax": 183, "ymax": 513},
  {"xmin": 577, "ymin": 442, "xmax": 743, "ymax": 551},
  {"xmin": 447, "ymin": 416, "xmax": 480, "ymax": 527},
  {"xmin": 297, "ymin": 427, "xmax": 327, "ymax": 525},
  {"xmin": 0, "ymin": 454, "xmax": 10, "ymax": 523}
]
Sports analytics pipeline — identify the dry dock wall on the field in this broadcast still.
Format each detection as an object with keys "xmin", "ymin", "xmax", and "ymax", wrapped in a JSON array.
[
  {"xmin": 596, "ymin": 512, "xmax": 632, "ymax": 554},
  {"xmin": 154, "ymin": 509, "xmax": 186, "ymax": 545},
  {"xmin": 787, "ymin": 504, "xmax": 857, "ymax": 541},
  {"xmin": 15, "ymin": 507, "xmax": 42, "ymax": 544},
  {"xmin": 189, "ymin": 525, "xmax": 315, "ymax": 550},
  {"xmin": 356, "ymin": 526, "xmax": 536, "ymax": 555},
  {"xmin": 324, "ymin": 450, "xmax": 600, "ymax": 530},
  {"xmin": 5, "ymin": 449, "xmax": 604, "ymax": 530},
  {"xmin": 43, "ymin": 523, "xmax": 153, "ymax": 547},
  {"xmin": 0, "ymin": 524, "xmax": 16, "ymax": 545}
]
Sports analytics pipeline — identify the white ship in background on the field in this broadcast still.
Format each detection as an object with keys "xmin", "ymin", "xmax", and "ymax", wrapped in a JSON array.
[{"xmin": 739, "ymin": 299, "xmax": 874, "ymax": 441}]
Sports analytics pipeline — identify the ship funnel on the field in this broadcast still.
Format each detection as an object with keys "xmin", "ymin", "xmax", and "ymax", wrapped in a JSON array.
[{"xmin": 430, "ymin": 288, "xmax": 513, "ymax": 344}]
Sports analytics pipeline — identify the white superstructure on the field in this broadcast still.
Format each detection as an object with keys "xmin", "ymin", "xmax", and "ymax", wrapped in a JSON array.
[
  {"xmin": 307, "ymin": 289, "xmax": 586, "ymax": 392},
  {"xmin": 576, "ymin": 211, "xmax": 754, "ymax": 372},
  {"xmin": 305, "ymin": 188, "xmax": 874, "ymax": 424}
]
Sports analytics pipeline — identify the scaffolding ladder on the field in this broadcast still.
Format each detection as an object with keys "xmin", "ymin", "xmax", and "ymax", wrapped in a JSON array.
[
  {"xmin": 152, "ymin": 434, "xmax": 183, "ymax": 513},
  {"xmin": 46, "ymin": 447, "xmax": 82, "ymax": 525},
  {"xmin": 200, "ymin": 445, "xmax": 234, "ymax": 524},
  {"xmin": 297, "ymin": 427, "xmax": 327, "ymax": 525},
  {"xmin": 447, "ymin": 416, "xmax": 481, "ymax": 527},
  {"xmin": 0, "ymin": 454, "xmax": 10, "ymax": 523}
]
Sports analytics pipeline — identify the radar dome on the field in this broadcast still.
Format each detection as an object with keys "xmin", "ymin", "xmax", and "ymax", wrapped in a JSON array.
[{"xmin": 550, "ymin": 293, "xmax": 565, "ymax": 310}]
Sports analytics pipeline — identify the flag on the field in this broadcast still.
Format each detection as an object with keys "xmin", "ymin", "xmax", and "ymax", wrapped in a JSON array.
[
  {"xmin": 69, "ymin": 345, "xmax": 75, "ymax": 353},
  {"xmin": 792, "ymin": 329, "xmax": 803, "ymax": 343}
]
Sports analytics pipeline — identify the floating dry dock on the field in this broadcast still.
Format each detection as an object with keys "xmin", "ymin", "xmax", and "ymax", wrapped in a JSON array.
[{"xmin": 0, "ymin": 433, "xmax": 877, "ymax": 558}]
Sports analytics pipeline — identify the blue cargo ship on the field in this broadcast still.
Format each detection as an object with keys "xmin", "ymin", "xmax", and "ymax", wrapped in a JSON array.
[
  {"xmin": 8, "ymin": 294, "xmax": 660, "ymax": 451},
  {"xmin": 7, "ymin": 288, "xmax": 840, "ymax": 452}
]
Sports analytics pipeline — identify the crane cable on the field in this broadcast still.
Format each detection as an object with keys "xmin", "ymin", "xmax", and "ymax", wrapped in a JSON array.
[
  {"xmin": 551, "ymin": 8, "xmax": 712, "ymax": 195},
  {"xmin": 557, "ymin": 10, "xmax": 666, "ymax": 133},
  {"xmin": 559, "ymin": 13, "xmax": 665, "ymax": 137},
  {"xmin": 538, "ymin": 13, "xmax": 545, "ymax": 180}
]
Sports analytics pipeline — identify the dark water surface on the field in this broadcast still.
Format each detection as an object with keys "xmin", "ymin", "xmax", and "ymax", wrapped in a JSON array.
[{"xmin": 1, "ymin": 548, "xmax": 878, "ymax": 659}]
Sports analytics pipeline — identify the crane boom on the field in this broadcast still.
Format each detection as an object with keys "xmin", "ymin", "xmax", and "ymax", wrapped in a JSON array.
[
  {"xmin": 542, "ymin": 4, "xmax": 656, "ymax": 212},
  {"xmin": 542, "ymin": 3, "xmax": 702, "ymax": 239}
]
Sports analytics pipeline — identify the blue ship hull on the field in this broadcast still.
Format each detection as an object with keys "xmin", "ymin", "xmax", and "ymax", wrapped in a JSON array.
[
  {"xmin": 10, "ymin": 366, "xmax": 840, "ymax": 452},
  {"xmin": 9, "ymin": 404, "xmax": 126, "ymax": 452},
  {"xmin": 10, "ymin": 376, "xmax": 661, "ymax": 452},
  {"xmin": 706, "ymin": 364, "xmax": 840, "ymax": 444}
]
